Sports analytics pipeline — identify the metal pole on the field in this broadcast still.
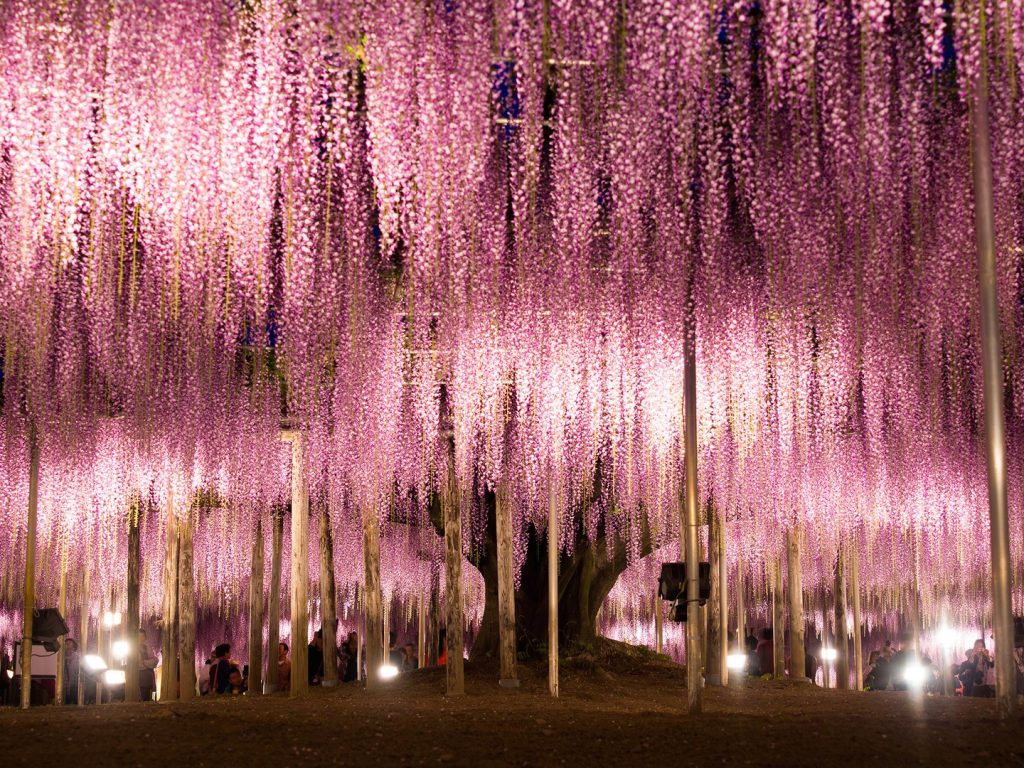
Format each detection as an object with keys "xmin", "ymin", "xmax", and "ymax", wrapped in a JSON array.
[
  {"xmin": 972, "ymin": 0, "xmax": 1017, "ymax": 719},
  {"xmin": 683, "ymin": 321, "xmax": 702, "ymax": 714}
]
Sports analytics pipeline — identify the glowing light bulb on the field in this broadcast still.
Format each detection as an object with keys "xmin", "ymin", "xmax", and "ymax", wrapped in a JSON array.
[
  {"xmin": 112, "ymin": 640, "xmax": 130, "ymax": 660},
  {"xmin": 83, "ymin": 654, "xmax": 108, "ymax": 672},
  {"xmin": 378, "ymin": 664, "xmax": 399, "ymax": 681},
  {"xmin": 821, "ymin": 647, "xmax": 838, "ymax": 662},
  {"xmin": 903, "ymin": 662, "xmax": 929, "ymax": 689},
  {"xmin": 726, "ymin": 653, "xmax": 747, "ymax": 671},
  {"xmin": 103, "ymin": 669, "xmax": 126, "ymax": 686}
]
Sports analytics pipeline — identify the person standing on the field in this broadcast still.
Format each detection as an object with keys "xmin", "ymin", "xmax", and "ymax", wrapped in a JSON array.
[
  {"xmin": 340, "ymin": 633, "xmax": 358, "ymax": 683},
  {"xmin": 138, "ymin": 630, "xmax": 158, "ymax": 701},
  {"xmin": 308, "ymin": 630, "xmax": 324, "ymax": 685},
  {"xmin": 755, "ymin": 628, "xmax": 774, "ymax": 677},
  {"xmin": 277, "ymin": 642, "xmax": 291, "ymax": 693}
]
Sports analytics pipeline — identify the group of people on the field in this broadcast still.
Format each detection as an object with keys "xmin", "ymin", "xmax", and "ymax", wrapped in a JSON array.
[
  {"xmin": 743, "ymin": 628, "xmax": 825, "ymax": 682},
  {"xmin": 864, "ymin": 637, "xmax": 1018, "ymax": 696},
  {"xmin": 199, "ymin": 625, "xmax": 435, "ymax": 696},
  {"xmin": 740, "ymin": 626, "xmax": 1024, "ymax": 695}
]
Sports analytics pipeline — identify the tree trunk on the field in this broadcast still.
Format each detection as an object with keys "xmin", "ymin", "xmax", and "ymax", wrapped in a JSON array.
[{"xmin": 468, "ymin": 489, "xmax": 650, "ymax": 661}]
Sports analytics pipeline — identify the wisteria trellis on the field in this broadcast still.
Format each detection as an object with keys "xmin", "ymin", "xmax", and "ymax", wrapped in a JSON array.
[{"xmin": 0, "ymin": 0, "xmax": 1022, "ymax": 655}]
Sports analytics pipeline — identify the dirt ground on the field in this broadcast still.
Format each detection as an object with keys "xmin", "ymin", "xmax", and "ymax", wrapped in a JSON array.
[{"xmin": 2, "ymin": 650, "xmax": 1023, "ymax": 767}]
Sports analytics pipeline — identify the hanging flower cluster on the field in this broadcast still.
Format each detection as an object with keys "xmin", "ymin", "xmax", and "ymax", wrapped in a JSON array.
[{"xmin": 0, "ymin": 0, "xmax": 1022, "ymax": 651}]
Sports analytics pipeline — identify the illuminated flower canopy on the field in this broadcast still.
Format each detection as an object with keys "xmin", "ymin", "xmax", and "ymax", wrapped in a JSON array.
[{"xmin": 0, "ymin": 0, "xmax": 1022, "ymax": 648}]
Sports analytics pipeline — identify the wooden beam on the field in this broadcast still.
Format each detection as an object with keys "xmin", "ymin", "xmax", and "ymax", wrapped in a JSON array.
[
  {"xmin": 288, "ymin": 431, "xmax": 309, "ymax": 698},
  {"xmin": 319, "ymin": 508, "xmax": 338, "ymax": 686},
  {"xmin": 248, "ymin": 516, "xmax": 264, "ymax": 696},
  {"xmin": 362, "ymin": 504, "xmax": 383, "ymax": 687},
  {"xmin": 20, "ymin": 423, "xmax": 40, "ymax": 710},
  {"xmin": 159, "ymin": 501, "xmax": 179, "ymax": 701},
  {"xmin": 787, "ymin": 526, "xmax": 806, "ymax": 680},
  {"xmin": 266, "ymin": 511, "xmax": 284, "ymax": 692},
  {"xmin": 177, "ymin": 516, "xmax": 195, "ymax": 702},
  {"xmin": 125, "ymin": 502, "xmax": 141, "ymax": 702},
  {"xmin": 443, "ymin": 445, "xmax": 465, "ymax": 696},
  {"xmin": 495, "ymin": 481, "xmax": 518, "ymax": 687}
]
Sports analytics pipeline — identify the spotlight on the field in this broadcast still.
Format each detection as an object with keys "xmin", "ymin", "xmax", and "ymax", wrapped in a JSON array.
[
  {"xmin": 112, "ymin": 640, "xmax": 130, "ymax": 660},
  {"xmin": 378, "ymin": 664, "xmax": 399, "ymax": 681},
  {"xmin": 83, "ymin": 654, "xmax": 108, "ymax": 672},
  {"xmin": 821, "ymin": 647, "xmax": 838, "ymax": 662},
  {"xmin": 5, "ymin": 669, "xmax": 12, "ymax": 679},
  {"xmin": 103, "ymin": 669, "xmax": 126, "ymax": 686},
  {"xmin": 726, "ymin": 653, "xmax": 747, "ymax": 671},
  {"xmin": 103, "ymin": 611, "xmax": 122, "ymax": 627},
  {"xmin": 903, "ymin": 661, "xmax": 929, "ymax": 689}
]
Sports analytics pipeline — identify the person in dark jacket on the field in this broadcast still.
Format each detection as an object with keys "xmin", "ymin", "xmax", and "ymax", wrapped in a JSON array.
[
  {"xmin": 755, "ymin": 628, "xmax": 774, "ymax": 677},
  {"xmin": 209, "ymin": 644, "xmax": 238, "ymax": 695},
  {"xmin": 308, "ymin": 630, "xmax": 324, "ymax": 685}
]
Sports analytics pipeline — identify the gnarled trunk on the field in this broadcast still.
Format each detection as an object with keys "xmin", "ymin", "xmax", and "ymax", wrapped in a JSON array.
[{"xmin": 469, "ymin": 491, "xmax": 650, "ymax": 661}]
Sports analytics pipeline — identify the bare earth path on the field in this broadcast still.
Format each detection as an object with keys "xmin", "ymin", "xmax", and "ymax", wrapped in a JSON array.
[{"xmin": 2, "ymin": 659, "xmax": 1022, "ymax": 767}]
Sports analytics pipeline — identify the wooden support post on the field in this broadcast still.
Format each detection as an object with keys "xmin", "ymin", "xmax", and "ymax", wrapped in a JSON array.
[
  {"xmin": 125, "ymin": 503, "xmax": 142, "ymax": 702},
  {"xmin": 319, "ymin": 508, "xmax": 338, "ymax": 687},
  {"xmin": 159, "ymin": 503, "xmax": 179, "ymax": 701},
  {"xmin": 362, "ymin": 504, "xmax": 383, "ymax": 688},
  {"xmin": 719, "ymin": 514, "xmax": 729, "ymax": 686},
  {"xmin": 787, "ymin": 526, "xmax": 806, "ymax": 680},
  {"xmin": 850, "ymin": 546, "xmax": 863, "ymax": 691},
  {"xmin": 548, "ymin": 477, "xmax": 559, "ymax": 697},
  {"xmin": 654, "ymin": 592, "xmax": 663, "ymax": 654},
  {"xmin": 177, "ymin": 515, "xmax": 195, "ymax": 702},
  {"xmin": 682, "ymin": 327, "xmax": 702, "ymax": 713},
  {"xmin": 95, "ymin": 593, "xmax": 104, "ymax": 704},
  {"xmin": 706, "ymin": 509, "xmax": 722, "ymax": 685},
  {"xmin": 266, "ymin": 511, "xmax": 284, "ymax": 692},
  {"xmin": 736, "ymin": 552, "xmax": 745, "ymax": 653},
  {"xmin": 444, "ymin": 441, "xmax": 466, "ymax": 696},
  {"xmin": 356, "ymin": 601, "xmax": 363, "ymax": 681},
  {"xmin": 286, "ymin": 431, "xmax": 309, "ymax": 698},
  {"xmin": 772, "ymin": 558, "xmax": 785, "ymax": 678},
  {"xmin": 20, "ymin": 423, "xmax": 40, "ymax": 710},
  {"xmin": 78, "ymin": 551, "xmax": 90, "ymax": 706},
  {"xmin": 429, "ymin": 576, "xmax": 440, "ymax": 668},
  {"xmin": 248, "ymin": 516, "xmax": 265, "ymax": 696},
  {"xmin": 706, "ymin": 507, "xmax": 729, "ymax": 686},
  {"xmin": 495, "ymin": 481, "xmax": 518, "ymax": 687},
  {"xmin": 55, "ymin": 544, "xmax": 68, "ymax": 705},
  {"xmin": 972, "ymin": 0, "xmax": 1017, "ymax": 717},
  {"xmin": 418, "ymin": 591, "xmax": 427, "ymax": 670},
  {"xmin": 834, "ymin": 548, "xmax": 850, "ymax": 690}
]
